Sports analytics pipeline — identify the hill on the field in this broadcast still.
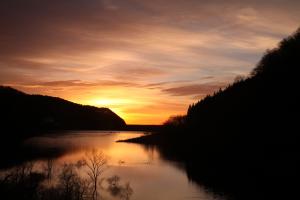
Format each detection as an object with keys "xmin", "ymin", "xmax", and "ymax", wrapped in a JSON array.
[
  {"xmin": 0, "ymin": 86, "xmax": 126, "ymax": 139},
  {"xmin": 122, "ymin": 28, "xmax": 300, "ymax": 200}
]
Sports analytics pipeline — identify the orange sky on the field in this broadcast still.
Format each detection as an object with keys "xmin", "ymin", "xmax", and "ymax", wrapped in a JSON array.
[{"xmin": 1, "ymin": 0, "xmax": 300, "ymax": 124}]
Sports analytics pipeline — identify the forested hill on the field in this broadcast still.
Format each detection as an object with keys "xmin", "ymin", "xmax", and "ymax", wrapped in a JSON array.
[
  {"xmin": 1, "ymin": 86, "xmax": 126, "ymax": 138},
  {"xmin": 185, "ymin": 28, "xmax": 300, "ymax": 140},
  {"xmin": 123, "ymin": 28, "xmax": 300, "ymax": 200}
]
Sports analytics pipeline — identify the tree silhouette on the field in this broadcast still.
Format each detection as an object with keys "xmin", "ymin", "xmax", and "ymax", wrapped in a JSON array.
[
  {"xmin": 42, "ymin": 159, "xmax": 54, "ymax": 183},
  {"xmin": 83, "ymin": 149, "xmax": 107, "ymax": 200}
]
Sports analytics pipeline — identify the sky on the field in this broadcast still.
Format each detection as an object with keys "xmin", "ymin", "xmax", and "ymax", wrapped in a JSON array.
[{"xmin": 1, "ymin": 0, "xmax": 300, "ymax": 124}]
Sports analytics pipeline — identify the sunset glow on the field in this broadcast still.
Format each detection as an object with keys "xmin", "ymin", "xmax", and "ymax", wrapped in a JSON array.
[{"xmin": 1, "ymin": 0, "xmax": 300, "ymax": 124}]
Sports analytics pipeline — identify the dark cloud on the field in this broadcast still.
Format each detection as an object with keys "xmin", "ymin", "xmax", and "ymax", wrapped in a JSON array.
[{"xmin": 162, "ymin": 82, "xmax": 226, "ymax": 96}]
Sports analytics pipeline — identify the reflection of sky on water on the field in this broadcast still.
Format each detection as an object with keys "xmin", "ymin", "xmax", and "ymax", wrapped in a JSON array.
[{"xmin": 23, "ymin": 131, "xmax": 220, "ymax": 200}]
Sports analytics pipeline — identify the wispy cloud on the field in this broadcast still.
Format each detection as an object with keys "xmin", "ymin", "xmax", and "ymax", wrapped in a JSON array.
[
  {"xmin": 162, "ymin": 82, "xmax": 226, "ymax": 97},
  {"xmin": 1, "ymin": 0, "xmax": 300, "ymax": 123}
]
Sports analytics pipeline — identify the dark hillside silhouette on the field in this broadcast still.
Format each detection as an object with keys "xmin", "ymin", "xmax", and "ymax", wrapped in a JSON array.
[
  {"xmin": 122, "ymin": 28, "xmax": 300, "ymax": 200},
  {"xmin": 1, "ymin": 86, "xmax": 126, "ymax": 139}
]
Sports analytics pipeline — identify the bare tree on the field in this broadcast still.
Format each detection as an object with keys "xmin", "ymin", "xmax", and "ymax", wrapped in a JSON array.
[
  {"xmin": 83, "ymin": 149, "xmax": 107, "ymax": 200},
  {"xmin": 12, "ymin": 161, "xmax": 34, "ymax": 183},
  {"xmin": 42, "ymin": 158, "xmax": 54, "ymax": 183},
  {"xmin": 59, "ymin": 163, "xmax": 76, "ymax": 198},
  {"xmin": 57, "ymin": 163, "xmax": 89, "ymax": 200}
]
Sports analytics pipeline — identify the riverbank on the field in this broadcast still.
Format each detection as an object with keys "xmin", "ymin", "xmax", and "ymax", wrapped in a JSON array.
[{"xmin": 119, "ymin": 130, "xmax": 299, "ymax": 200}]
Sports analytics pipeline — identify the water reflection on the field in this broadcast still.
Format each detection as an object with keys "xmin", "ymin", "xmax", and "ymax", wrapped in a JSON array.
[{"xmin": 1, "ymin": 131, "xmax": 220, "ymax": 200}]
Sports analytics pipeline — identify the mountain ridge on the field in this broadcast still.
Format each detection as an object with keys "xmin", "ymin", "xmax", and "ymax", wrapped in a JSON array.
[{"xmin": 1, "ymin": 86, "xmax": 126, "ymax": 139}]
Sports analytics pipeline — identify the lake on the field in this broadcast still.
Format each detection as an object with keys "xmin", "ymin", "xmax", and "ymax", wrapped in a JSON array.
[{"xmin": 2, "ymin": 131, "xmax": 222, "ymax": 200}]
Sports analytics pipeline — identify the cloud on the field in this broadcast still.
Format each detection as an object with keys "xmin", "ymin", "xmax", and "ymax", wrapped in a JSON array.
[
  {"xmin": 144, "ymin": 80, "xmax": 192, "ymax": 88},
  {"xmin": 162, "ymin": 82, "xmax": 226, "ymax": 96},
  {"xmin": 1, "ymin": 0, "xmax": 300, "ymax": 124},
  {"xmin": 6, "ymin": 79, "xmax": 139, "ymax": 89}
]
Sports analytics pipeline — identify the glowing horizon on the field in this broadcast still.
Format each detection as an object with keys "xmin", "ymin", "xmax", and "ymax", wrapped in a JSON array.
[{"xmin": 1, "ymin": 0, "xmax": 300, "ymax": 124}]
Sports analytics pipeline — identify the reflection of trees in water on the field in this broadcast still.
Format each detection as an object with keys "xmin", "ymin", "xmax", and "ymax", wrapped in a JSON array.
[
  {"xmin": 0, "ymin": 149, "xmax": 133, "ymax": 200},
  {"xmin": 106, "ymin": 175, "xmax": 133, "ymax": 200}
]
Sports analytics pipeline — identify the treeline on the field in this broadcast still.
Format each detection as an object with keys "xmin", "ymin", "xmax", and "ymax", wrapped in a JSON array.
[
  {"xmin": 125, "ymin": 28, "xmax": 300, "ymax": 200},
  {"xmin": 164, "ymin": 27, "xmax": 300, "ymax": 143}
]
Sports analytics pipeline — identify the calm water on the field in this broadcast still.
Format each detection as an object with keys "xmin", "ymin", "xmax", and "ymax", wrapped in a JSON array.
[{"xmin": 16, "ymin": 131, "xmax": 220, "ymax": 200}]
